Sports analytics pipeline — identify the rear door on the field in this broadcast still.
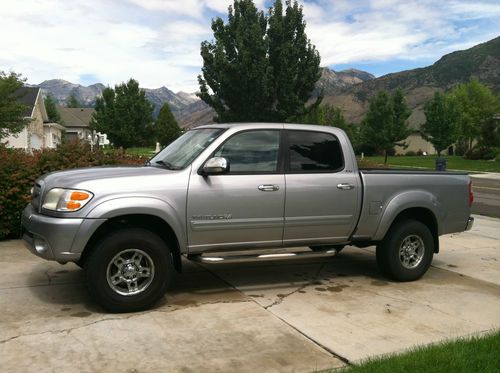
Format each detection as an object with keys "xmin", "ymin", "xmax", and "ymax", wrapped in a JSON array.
[{"xmin": 283, "ymin": 129, "xmax": 360, "ymax": 246}]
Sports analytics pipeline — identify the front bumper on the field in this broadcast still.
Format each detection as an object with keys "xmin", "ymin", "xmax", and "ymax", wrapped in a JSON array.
[
  {"xmin": 465, "ymin": 216, "xmax": 474, "ymax": 231},
  {"xmin": 21, "ymin": 204, "xmax": 85, "ymax": 262}
]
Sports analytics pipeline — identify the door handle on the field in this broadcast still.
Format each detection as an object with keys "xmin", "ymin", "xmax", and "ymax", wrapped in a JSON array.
[
  {"xmin": 258, "ymin": 184, "xmax": 280, "ymax": 192},
  {"xmin": 337, "ymin": 183, "xmax": 354, "ymax": 190}
]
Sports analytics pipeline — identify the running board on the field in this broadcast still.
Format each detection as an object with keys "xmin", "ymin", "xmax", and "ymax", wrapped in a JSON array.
[{"xmin": 188, "ymin": 249, "xmax": 338, "ymax": 264}]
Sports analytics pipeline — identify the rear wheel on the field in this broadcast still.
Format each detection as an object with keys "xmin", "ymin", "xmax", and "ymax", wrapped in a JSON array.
[
  {"xmin": 85, "ymin": 228, "xmax": 173, "ymax": 312},
  {"xmin": 376, "ymin": 220, "xmax": 434, "ymax": 281}
]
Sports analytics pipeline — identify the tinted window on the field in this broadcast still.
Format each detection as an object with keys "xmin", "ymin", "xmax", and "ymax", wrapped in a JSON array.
[
  {"xmin": 288, "ymin": 130, "xmax": 343, "ymax": 172},
  {"xmin": 215, "ymin": 130, "xmax": 280, "ymax": 173}
]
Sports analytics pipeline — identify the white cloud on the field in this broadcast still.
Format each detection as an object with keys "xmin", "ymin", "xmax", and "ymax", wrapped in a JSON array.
[
  {"xmin": 301, "ymin": 0, "xmax": 500, "ymax": 67},
  {"xmin": 0, "ymin": 0, "xmax": 498, "ymax": 91}
]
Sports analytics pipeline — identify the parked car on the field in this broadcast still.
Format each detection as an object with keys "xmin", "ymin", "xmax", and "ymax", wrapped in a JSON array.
[{"xmin": 22, "ymin": 123, "xmax": 474, "ymax": 312}]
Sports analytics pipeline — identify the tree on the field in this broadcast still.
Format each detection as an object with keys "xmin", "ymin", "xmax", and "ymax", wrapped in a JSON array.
[
  {"xmin": 66, "ymin": 90, "xmax": 81, "ymax": 108},
  {"xmin": 198, "ymin": 0, "xmax": 320, "ymax": 123},
  {"xmin": 0, "ymin": 71, "xmax": 30, "ymax": 140},
  {"xmin": 154, "ymin": 103, "xmax": 182, "ymax": 146},
  {"xmin": 421, "ymin": 91, "xmax": 459, "ymax": 156},
  {"xmin": 360, "ymin": 89, "xmax": 411, "ymax": 163},
  {"xmin": 91, "ymin": 79, "xmax": 154, "ymax": 148},
  {"xmin": 267, "ymin": 0, "xmax": 321, "ymax": 120},
  {"xmin": 302, "ymin": 104, "xmax": 360, "ymax": 151},
  {"xmin": 44, "ymin": 94, "xmax": 61, "ymax": 123},
  {"xmin": 449, "ymin": 79, "xmax": 499, "ymax": 154}
]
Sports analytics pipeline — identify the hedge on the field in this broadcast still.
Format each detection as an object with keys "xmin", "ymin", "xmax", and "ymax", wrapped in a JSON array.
[{"xmin": 0, "ymin": 141, "xmax": 144, "ymax": 239}]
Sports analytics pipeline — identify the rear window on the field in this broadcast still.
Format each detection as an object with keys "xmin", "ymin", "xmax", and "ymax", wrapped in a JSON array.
[{"xmin": 287, "ymin": 130, "xmax": 344, "ymax": 173}]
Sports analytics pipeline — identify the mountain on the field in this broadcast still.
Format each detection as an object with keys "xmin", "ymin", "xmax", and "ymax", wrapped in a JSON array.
[
  {"xmin": 34, "ymin": 66, "xmax": 373, "ymax": 128},
  {"xmin": 35, "ymin": 79, "xmax": 105, "ymax": 107},
  {"xmin": 322, "ymin": 36, "xmax": 500, "ymax": 128},
  {"xmin": 312, "ymin": 67, "xmax": 375, "ymax": 96},
  {"xmin": 34, "ymin": 80, "xmax": 201, "ymax": 119}
]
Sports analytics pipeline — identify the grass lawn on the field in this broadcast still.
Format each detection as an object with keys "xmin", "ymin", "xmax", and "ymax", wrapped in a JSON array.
[
  {"xmin": 333, "ymin": 331, "xmax": 500, "ymax": 373},
  {"xmin": 363, "ymin": 155, "xmax": 500, "ymax": 173},
  {"xmin": 125, "ymin": 147, "xmax": 156, "ymax": 157}
]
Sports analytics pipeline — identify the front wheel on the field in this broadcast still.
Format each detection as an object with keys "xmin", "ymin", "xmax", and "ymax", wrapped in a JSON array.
[
  {"xmin": 376, "ymin": 220, "xmax": 434, "ymax": 281},
  {"xmin": 85, "ymin": 228, "xmax": 173, "ymax": 312}
]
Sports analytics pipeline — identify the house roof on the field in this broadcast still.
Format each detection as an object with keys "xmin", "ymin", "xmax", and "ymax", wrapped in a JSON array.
[
  {"xmin": 14, "ymin": 87, "xmax": 40, "ymax": 117},
  {"xmin": 57, "ymin": 107, "xmax": 95, "ymax": 128}
]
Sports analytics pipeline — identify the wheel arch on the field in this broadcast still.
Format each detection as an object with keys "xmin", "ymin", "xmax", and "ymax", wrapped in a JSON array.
[
  {"xmin": 381, "ymin": 207, "xmax": 439, "ymax": 253},
  {"xmin": 78, "ymin": 214, "xmax": 183, "ymax": 272}
]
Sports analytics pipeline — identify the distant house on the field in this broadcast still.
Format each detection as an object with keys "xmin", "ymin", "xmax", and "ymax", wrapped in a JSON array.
[
  {"xmin": 57, "ymin": 107, "xmax": 109, "ymax": 146},
  {"xmin": 4, "ymin": 87, "xmax": 65, "ymax": 151}
]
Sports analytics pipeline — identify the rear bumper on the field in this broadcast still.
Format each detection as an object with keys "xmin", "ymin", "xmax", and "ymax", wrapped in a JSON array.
[
  {"xmin": 21, "ymin": 205, "xmax": 84, "ymax": 262},
  {"xmin": 465, "ymin": 216, "xmax": 474, "ymax": 231}
]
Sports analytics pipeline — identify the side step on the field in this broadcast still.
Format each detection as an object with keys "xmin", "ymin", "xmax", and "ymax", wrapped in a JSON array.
[{"xmin": 188, "ymin": 248, "xmax": 338, "ymax": 264}]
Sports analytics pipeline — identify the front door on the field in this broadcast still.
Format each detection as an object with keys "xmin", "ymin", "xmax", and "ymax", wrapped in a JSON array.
[{"xmin": 187, "ymin": 129, "xmax": 285, "ymax": 252}]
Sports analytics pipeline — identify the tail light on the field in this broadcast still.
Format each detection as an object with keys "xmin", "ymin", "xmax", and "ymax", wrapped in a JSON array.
[{"xmin": 468, "ymin": 180, "xmax": 473, "ymax": 208}]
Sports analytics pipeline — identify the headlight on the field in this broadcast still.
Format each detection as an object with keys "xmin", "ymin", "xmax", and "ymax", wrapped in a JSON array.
[{"xmin": 42, "ymin": 188, "xmax": 94, "ymax": 212}]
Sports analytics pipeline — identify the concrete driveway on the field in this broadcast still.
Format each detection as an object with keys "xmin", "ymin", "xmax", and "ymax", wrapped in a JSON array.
[{"xmin": 1, "ymin": 215, "xmax": 499, "ymax": 372}]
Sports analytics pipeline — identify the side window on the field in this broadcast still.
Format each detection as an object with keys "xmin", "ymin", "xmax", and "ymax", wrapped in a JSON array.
[
  {"xmin": 287, "ymin": 130, "xmax": 344, "ymax": 172},
  {"xmin": 214, "ymin": 130, "xmax": 280, "ymax": 173}
]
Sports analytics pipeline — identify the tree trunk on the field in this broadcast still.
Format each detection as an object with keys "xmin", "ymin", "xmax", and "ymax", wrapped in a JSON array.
[{"xmin": 384, "ymin": 150, "xmax": 388, "ymax": 164}]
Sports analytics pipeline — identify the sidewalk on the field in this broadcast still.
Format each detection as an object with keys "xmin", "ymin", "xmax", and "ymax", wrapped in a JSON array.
[{"xmin": 470, "ymin": 172, "xmax": 500, "ymax": 180}]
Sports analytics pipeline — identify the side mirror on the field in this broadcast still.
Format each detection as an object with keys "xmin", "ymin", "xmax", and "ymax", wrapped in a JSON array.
[{"xmin": 201, "ymin": 157, "xmax": 229, "ymax": 175}]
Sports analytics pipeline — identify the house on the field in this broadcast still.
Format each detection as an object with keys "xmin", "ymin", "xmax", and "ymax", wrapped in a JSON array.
[
  {"xmin": 4, "ymin": 87, "xmax": 65, "ymax": 150},
  {"xmin": 57, "ymin": 107, "xmax": 109, "ymax": 146}
]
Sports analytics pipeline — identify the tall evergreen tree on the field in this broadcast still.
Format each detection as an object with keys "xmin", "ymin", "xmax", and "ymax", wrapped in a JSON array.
[
  {"xmin": 91, "ymin": 79, "xmax": 154, "ymax": 148},
  {"xmin": 361, "ymin": 90, "xmax": 411, "ymax": 163},
  {"xmin": 44, "ymin": 94, "xmax": 61, "ymax": 123},
  {"xmin": 421, "ymin": 91, "xmax": 459, "ymax": 156},
  {"xmin": 198, "ymin": 0, "xmax": 320, "ymax": 122},
  {"xmin": 0, "ymin": 71, "xmax": 29, "ymax": 140},
  {"xmin": 66, "ymin": 90, "xmax": 81, "ymax": 108},
  {"xmin": 154, "ymin": 103, "xmax": 182, "ymax": 146},
  {"xmin": 267, "ymin": 0, "xmax": 321, "ymax": 120}
]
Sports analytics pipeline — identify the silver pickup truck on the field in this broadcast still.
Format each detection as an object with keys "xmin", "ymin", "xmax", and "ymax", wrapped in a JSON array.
[{"xmin": 22, "ymin": 123, "xmax": 474, "ymax": 312}]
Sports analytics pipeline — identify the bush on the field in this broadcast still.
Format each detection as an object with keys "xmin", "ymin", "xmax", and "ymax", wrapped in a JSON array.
[
  {"xmin": 405, "ymin": 150, "xmax": 417, "ymax": 156},
  {"xmin": 465, "ymin": 147, "xmax": 498, "ymax": 160},
  {"xmin": 0, "ymin": 141, "xmax": 144, "ymax": 239}
]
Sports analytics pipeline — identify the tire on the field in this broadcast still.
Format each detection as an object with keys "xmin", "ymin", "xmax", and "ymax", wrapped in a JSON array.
[
  {"xmin": 309, "ymin": 245, "xmax": 344, "ymax": 253},
  {"xmin": 376, "ymin": 220, "xmax": 434, "ymax": 282},
  {"xmin": 85, "ymin": 228, "xmax": 173, "ymax": 312}
]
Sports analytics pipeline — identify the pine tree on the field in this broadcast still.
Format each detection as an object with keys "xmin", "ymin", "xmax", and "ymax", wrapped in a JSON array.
[
  {"xmin": 91, "ymin": 79, "xmax": 154, "ymax": 148},
  {"xmin": 66, "ymin": 90, "xmax": 81, "ymax": 108},
  {"xmin": 154, "ymin": 103, "xmax": 182, "ymax": 146},
  {"xmin": 44, "ymin": 94, "xmax": 61, "ymax": 123},
  {"xmin": 0, "ymin": 71, "xmax": 30, "ymax": 140},
  {"xmin": 198, "ymin": 0, "xmax": 320, "ymax": 122},
  {"xmin": 422, "ymin": 92, "xmax": 459, "ymax": 156}
]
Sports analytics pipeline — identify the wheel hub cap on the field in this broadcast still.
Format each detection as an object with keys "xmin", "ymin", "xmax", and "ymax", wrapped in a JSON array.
[
  {"xmin": 107, "ymin": 249, "xmax": 155, "ymax": 296},
  {"xmin": 399, "ymin": 235, "xmax": 425, "ymax": 269}
]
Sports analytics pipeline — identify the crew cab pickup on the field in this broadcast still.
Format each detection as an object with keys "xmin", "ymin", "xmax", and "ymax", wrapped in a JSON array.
[{"xmin": 22, "ymin": 123, "xmax": 474, "ymax": 312}]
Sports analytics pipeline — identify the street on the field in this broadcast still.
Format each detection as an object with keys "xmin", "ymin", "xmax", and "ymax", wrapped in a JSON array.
[{"xmin": 471, "ymin": 176, "xmax": 500, "ymax": 218}]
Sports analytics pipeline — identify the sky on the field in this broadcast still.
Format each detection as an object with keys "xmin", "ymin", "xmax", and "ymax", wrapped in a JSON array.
[{"xmin": 1, "ymin": 0, "xmax": 499, "ymax": 92}]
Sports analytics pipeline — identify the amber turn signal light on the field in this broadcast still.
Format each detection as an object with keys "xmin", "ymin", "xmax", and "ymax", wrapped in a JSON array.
[{"xmin": 71, "ymin": 191, "xmax": 90, "ymax": 201}]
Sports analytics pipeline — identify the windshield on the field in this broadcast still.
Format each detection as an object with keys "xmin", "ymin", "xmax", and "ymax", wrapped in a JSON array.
[{"xmin": 149, "ymin": 128, "xmax": 225, "ymax": 170}]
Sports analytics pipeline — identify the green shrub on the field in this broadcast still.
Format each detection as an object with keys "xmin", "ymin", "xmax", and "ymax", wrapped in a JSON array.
[
  {"xmin": 466, "ymin": 146, "xmax": 498, "ymax": 160},
  {"xmin": 0, "ymin": 141, "xmax": 144, "ymax": 239},
  {"xmin": 405, "ymin": 150, "xmax": 417, "ymax": 156}
]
